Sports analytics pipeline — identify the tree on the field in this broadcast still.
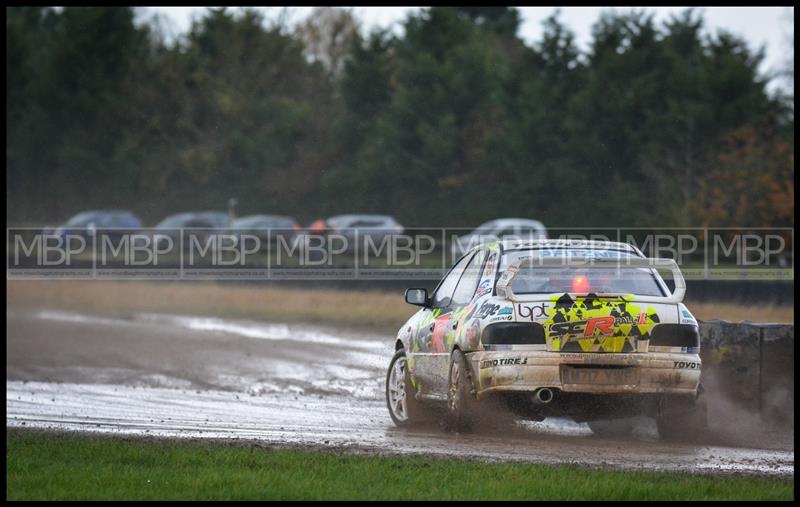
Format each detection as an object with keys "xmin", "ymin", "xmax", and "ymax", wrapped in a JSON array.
[
  {"xmin": 690, "ymin": 123, "xmax": 794, "ymax": 227},
  {"xmin": 7, "ymin": 6, "xmax": 152, "ymax": 220},
  {"xmin": 6, "ymin": 6, "xmax": 793, "ymax": 231}
]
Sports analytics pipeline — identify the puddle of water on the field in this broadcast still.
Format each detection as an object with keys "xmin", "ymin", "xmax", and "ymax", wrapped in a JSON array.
[
  {"xmin": 37, "ymin": 309, "xmax": 390, "ymax": 353},
  {"xmin": 37, "ymin": 310, "xmax": 136, "ymax": 328},
  {"xmin": 136, "ymin": 312, "xmax": 384, "ymax": 350}
]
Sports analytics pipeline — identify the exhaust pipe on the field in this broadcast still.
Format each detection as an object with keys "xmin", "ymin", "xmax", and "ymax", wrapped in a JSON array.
[{"xmin": 533, "ymin": 388, "xmax": 554, "ymax": 404}]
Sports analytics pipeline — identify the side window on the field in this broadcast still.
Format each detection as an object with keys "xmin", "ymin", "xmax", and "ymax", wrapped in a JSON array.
[
  {"xmin": 432, "ymin": 253, "xmax": 474, "ymax": 308},
  {"xmin": 519, "ymin": 225, "xmax": 543, "ymax": 237},
  {"xmin": 451, "ymin": 249, "xmax": 487, "ymax": 306},
  {"xmin": 496, "ymin": 227, "xmax": 516, "ymax": 237},
  {"xmin": 185, "ymin": 218, "xmax": 214, "ymax": 228},
  {"xmin": 95, "ymin": 215, "xmax": 113, "ymax": 227}
]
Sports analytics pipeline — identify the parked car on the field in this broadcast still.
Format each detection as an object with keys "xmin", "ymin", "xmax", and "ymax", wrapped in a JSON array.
[
  {"xmin": 54, "ymin": 210, "xmax": 142, "ymax": 243},
  {"xmin": 302, "ymin": 214, "xmax": 404, "ymax": 253},
  {"xmin": 451, "ymin": 218, "xmax": 547, "ymax": 259},
  {"xmin": 230, "ymin": 214, "xmax": 300, "ymax": 250},
  {"xmin": 387, "ymin": 239, "xmax": 706, "ymax": 441},
  {"xmin": 154, "ymin": 211, "xmax": 232, "ymax": 251}
]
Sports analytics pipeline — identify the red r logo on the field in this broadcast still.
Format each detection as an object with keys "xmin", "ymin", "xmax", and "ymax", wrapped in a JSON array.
[{"xmin": 584, "ymin": 316, "xmax": 615, "ymax": 336}]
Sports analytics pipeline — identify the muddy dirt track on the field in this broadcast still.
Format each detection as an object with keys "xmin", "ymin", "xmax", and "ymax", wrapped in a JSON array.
[{"xmin": 6, "ymin": 306, "xmax": 794, "ymax": 477}]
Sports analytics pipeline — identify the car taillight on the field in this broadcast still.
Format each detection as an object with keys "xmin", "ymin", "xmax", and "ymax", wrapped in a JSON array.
[
  {"xmin": 308, "ymin": 219, "xmax": 326, "ymax": 234},
  {"xmin": 649, "ymin": 324, "xmax": 700, "ymax": 348}
]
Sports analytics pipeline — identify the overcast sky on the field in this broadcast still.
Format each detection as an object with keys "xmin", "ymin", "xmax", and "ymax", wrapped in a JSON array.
[{"xmin": 142, "ymin": 6, "xmax": 794, "ymax": 91}]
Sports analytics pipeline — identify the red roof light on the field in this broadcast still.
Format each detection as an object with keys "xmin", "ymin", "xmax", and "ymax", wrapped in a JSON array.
[{"xmin": 572, "ymin": 275, "xmax": 591, "ymax": 293}]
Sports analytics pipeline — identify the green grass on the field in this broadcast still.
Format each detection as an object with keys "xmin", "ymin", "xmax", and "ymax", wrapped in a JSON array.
[{"xmin": 6, "ymin": 430, "xmax": 793, "ymax": 500}]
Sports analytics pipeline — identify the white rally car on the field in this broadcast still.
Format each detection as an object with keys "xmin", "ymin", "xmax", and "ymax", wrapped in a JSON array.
[{"xmin": 386, "ymin": 239, "xmax": 707, "ymax": 440}]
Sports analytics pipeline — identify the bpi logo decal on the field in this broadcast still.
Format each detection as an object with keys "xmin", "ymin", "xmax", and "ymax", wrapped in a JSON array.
[{"xmin": 517, "ymin": 303, "xmax": 550, "ymax": 321}]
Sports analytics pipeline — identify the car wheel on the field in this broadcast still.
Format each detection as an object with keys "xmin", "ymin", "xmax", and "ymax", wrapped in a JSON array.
[
  {"xmin": 656, "ymin": 393, "xmax": 709, "ymax": 442},
  {"xmin": 587, "ymin": 418, "xmax": 636, "ymax": 437},
  {"xmin": 445, "ymin": 349, "xmax": 477, "ymax": 432},
  {"xmin": 386, "ymin": 349, "xmax": 424, "ymax": 426}
]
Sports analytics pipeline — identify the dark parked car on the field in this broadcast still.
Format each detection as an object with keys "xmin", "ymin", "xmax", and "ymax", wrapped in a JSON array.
[{"xmin": 54, "ymin": 210, "xmax": 142, "ymax": 243}]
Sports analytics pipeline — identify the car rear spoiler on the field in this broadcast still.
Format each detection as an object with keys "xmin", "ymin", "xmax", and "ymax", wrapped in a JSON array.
[{"xmin": 495, "ymin": 256, "xmax": 686, "ymax": 304}]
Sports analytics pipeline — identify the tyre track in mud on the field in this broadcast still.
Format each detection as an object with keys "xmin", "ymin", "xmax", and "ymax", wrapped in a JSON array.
[{"xmin": 6, "ymin": 306, "xmax": 794, "ymax": 477}]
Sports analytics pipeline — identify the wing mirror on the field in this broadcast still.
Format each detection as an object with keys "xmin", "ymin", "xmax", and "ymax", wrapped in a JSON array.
[{"xmin": 404, "ymin": 288, "xmax": 430, "ymax": 307}]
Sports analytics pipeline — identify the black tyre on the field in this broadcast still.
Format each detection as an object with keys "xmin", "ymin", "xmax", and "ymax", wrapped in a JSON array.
[
  {"xmin": 445, "ymin": 349, "xmax": 478, "ymax": 432},
  {"xmin": 386, "ymin": 348, "xmax": 424, "ymax": 426},
  {"xmin": 656, "ymin": 394, "xmax": 709, "ymax": 442}
]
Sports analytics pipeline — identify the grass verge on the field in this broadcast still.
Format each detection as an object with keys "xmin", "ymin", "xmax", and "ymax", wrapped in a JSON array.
[
  {"xmin": 6, "ymin": 280, "xmax": 794, "ymax": 333},
  {"xmin": 6, "ymin": 430, "xmax": 794, "ymax": 500}
]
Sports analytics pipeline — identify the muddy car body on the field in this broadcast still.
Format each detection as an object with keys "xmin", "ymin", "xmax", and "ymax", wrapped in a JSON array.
[{"xmin": 386, "ymin": 239, "xmax": 706, "ymax": 439}]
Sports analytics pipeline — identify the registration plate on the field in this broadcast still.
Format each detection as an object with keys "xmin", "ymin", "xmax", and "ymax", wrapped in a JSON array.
[{"xmin": 561, "ymin": 366, "xmax": 639, "ymax": 385}]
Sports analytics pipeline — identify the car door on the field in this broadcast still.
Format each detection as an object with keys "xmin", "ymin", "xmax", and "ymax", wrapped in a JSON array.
[
  {"xmin": 411, "ymin": 252, "xmax": 474, "ymax": 396},
  {"xmin": 416, "ymin": 250, "xmax": 490, "ymax": 397},
  {"xmin": 99, "ymin": 214, "xmax": 125, "ymax": 242},
  {"xmin": 184, "ymin": 218, "xmax": 216, "ymax": 253},
  {"xmin": 432, "ymin": 248, "xmax": 489, "ymax": 378}
]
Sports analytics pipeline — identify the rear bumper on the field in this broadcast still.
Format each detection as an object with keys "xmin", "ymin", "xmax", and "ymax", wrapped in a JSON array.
[{"xmin": 467, "ymin": 349, "xmax": 701, "ymax": 399}]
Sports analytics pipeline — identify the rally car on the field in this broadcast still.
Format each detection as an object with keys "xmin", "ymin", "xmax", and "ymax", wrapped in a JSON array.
[{"xmin": 385, "ymin": 239, "xmax": 707, "ymax": 440}]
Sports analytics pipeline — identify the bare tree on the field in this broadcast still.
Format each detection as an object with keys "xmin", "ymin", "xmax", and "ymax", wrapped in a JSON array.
[
  {"xmin": 296, "ymin": 7, "xmax": 361, "ymax": 79},
  {"xmin": 780, "ymin": 7, "xmax": 793, "ymax": 96}
]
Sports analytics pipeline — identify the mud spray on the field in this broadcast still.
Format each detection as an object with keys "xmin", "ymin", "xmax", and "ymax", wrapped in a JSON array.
[{"xmin": 703, "ymin": 368, "xmax": 794, "ymax": 450}]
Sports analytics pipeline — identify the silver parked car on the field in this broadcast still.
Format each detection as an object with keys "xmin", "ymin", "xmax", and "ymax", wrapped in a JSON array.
[
  {"xmin": 302, "ymin": 214, "xmax": 404, "ymax": 253},
  {"xmin": 451, "ymin": 218, "xmax": 547, "ymax": 259},
  {"xmin": 154, "ymin": 211, "xmax": 232, "ymax": 251}
]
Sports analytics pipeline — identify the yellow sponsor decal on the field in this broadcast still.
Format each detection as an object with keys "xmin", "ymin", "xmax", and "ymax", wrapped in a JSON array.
[{"xmin": 542, "ymin": 294, "xmax": 659, "ymax": 353}]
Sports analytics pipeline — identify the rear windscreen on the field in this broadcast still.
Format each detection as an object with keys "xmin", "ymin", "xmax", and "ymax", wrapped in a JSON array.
[
  {"xmin": 509, "ymin": 266, "xmax": 665, "ymax": 296},
  {"xmin": 501, "ymin": 249, "xmax": 666, "ymax": 296}
]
